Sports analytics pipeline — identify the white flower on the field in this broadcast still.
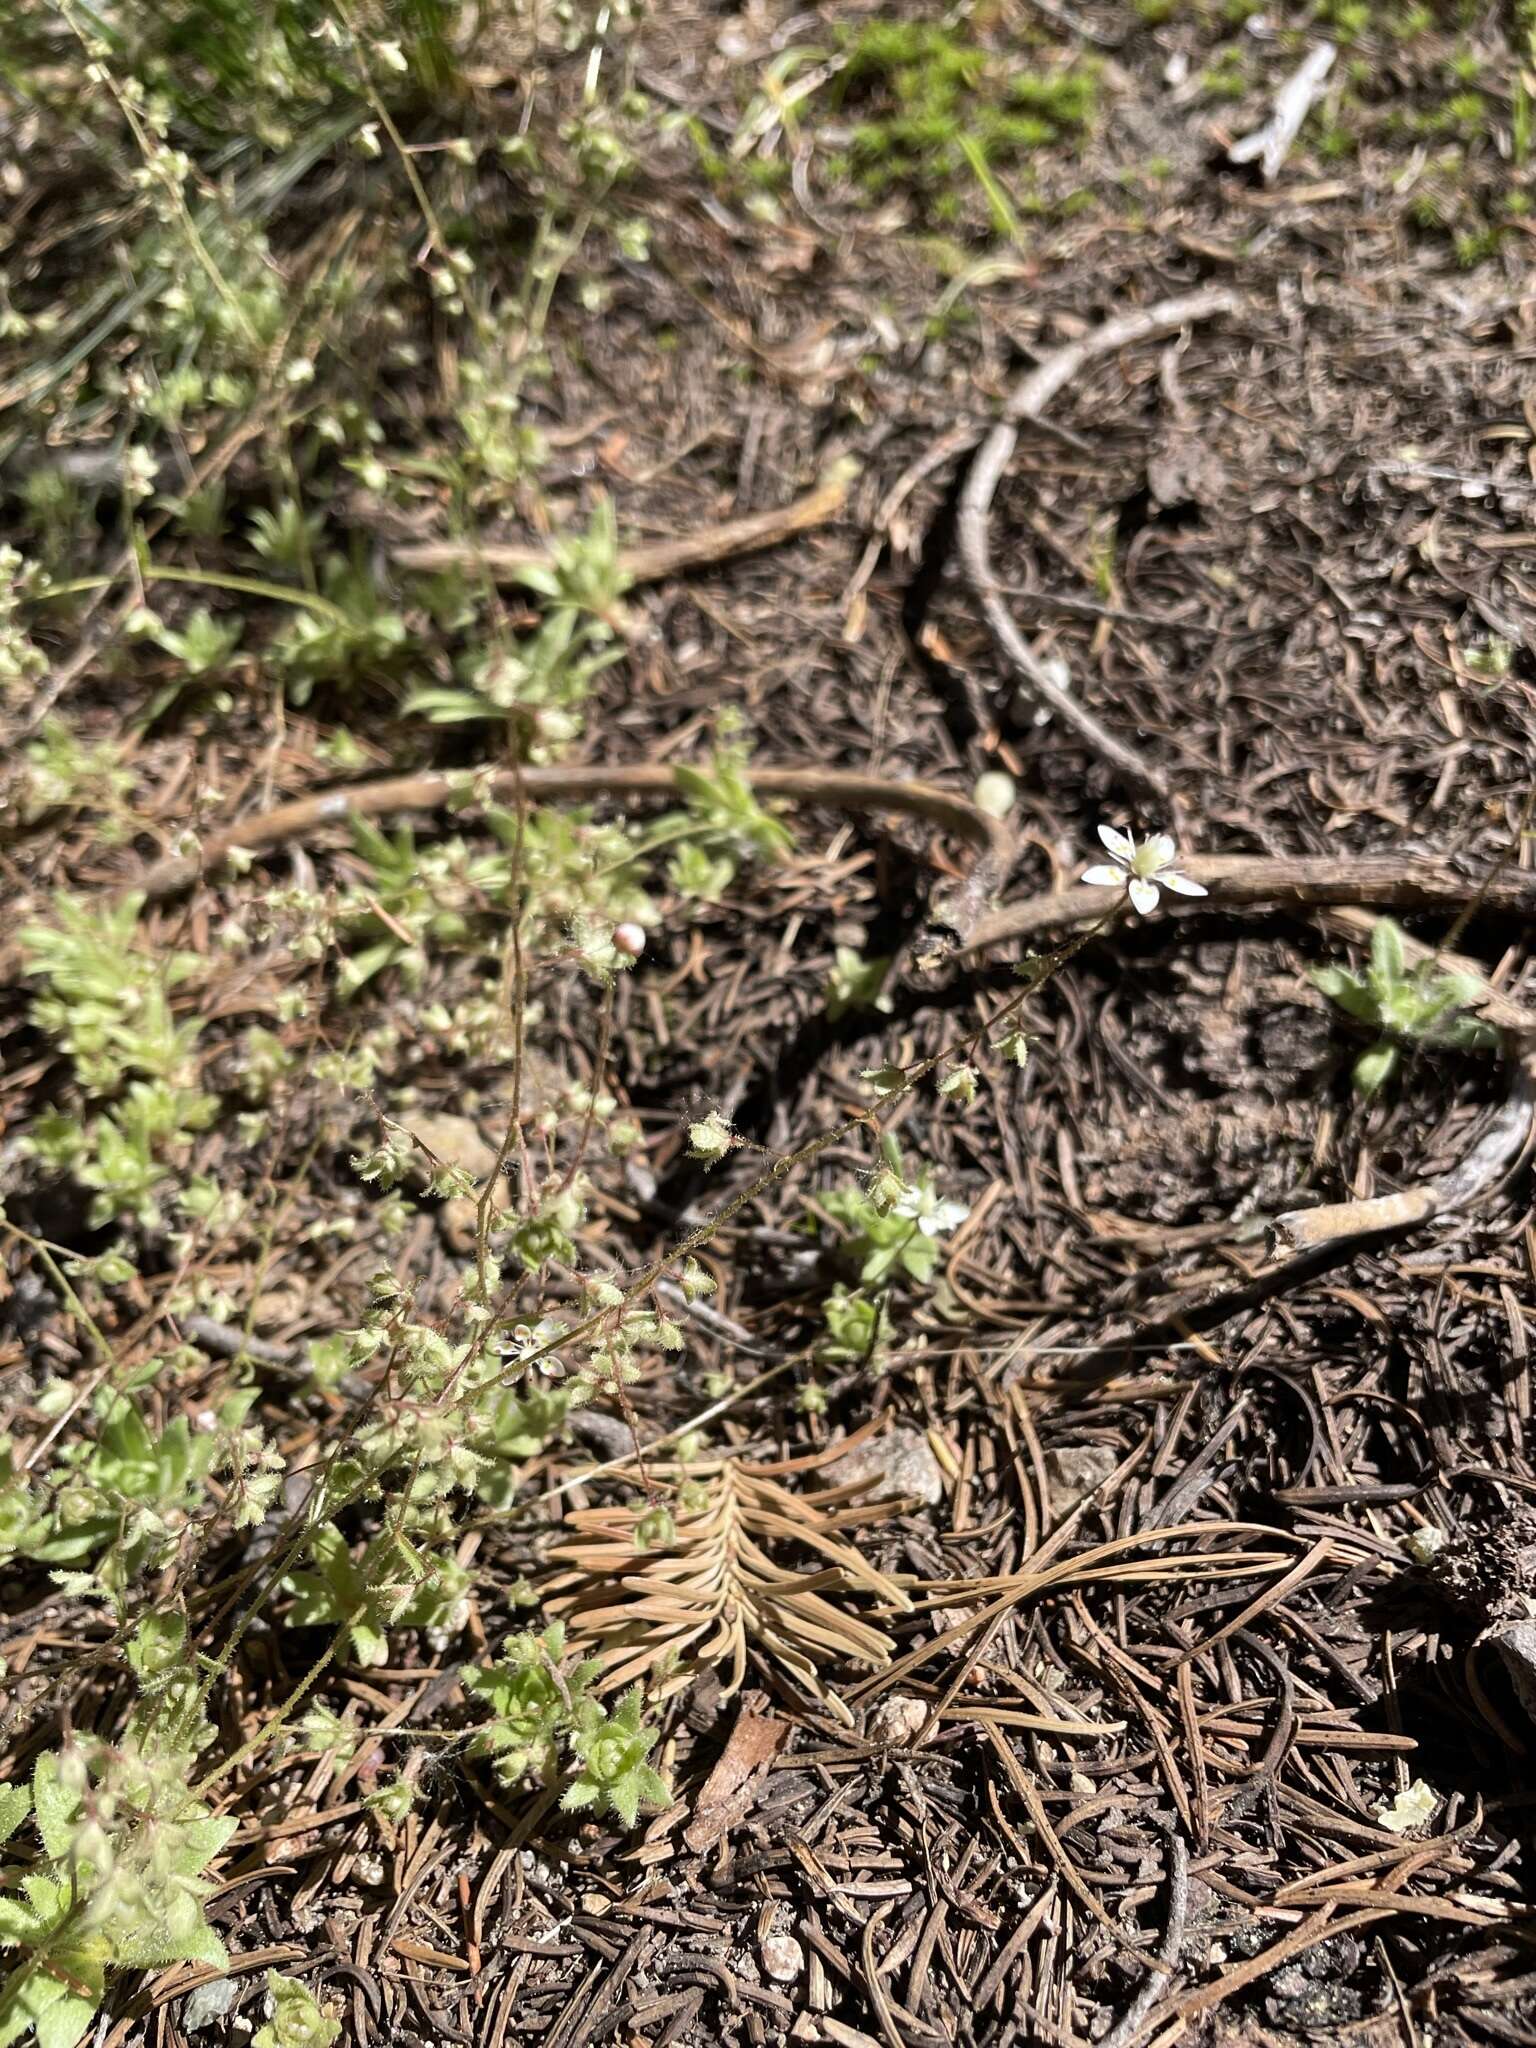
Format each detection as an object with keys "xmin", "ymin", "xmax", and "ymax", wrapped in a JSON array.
[
  {"xmin": 1082, "ymin": 824, "xmax": 1208, "ymax": 917},
  {"xmin": 893, "ymin": 1180, "xmax": 969, "ymax": 1239}
]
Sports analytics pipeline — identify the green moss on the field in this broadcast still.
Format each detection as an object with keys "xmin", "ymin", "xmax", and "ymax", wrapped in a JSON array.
[
  {"xmin": 683, "ymin": 117, "xmax": 729, "ymax": 187},
  {"xmin": 1454, "ymin": 223, "xmax": 1503, "ymax": 266},
  {"xmin": 1008, "ymin": 67, "xmax": 1098, "ymax": 126},
  {"xmin": 1200, "ymin": 49, "xmax": 1250, "ymax": 100},
  {"xmin": 1315, "ymin": 0, "xmax": 1371, "ymax": 41},
  {"xmin": 834, "ymin": 17, "xmax": 1095, "ymax": 208},
  {"xmin": 1418, "ymin": 90, "xmax": 1486, "ymax": 138},
  {"xmin": 1314, "ymin": 121, "xmax": 1357, "ymax": 160},
  {"xmin": 740, "ymin": 156, "xmax": 790, "ymax": 191}
]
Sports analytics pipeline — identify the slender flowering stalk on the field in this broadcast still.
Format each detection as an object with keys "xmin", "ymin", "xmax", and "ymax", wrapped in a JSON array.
[{"xmin": 1082, "ymin": 825, "xmax": 1207, "ymax": 916}]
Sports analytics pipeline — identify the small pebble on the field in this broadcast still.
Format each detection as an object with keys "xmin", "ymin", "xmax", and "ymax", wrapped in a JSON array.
[
  {"xmin": 181, "ymin": 1979, "xmax": 239, "ymax": 2033},
  {"xmin": 760, "ymin": 1934, "xmax": 805, "ymax": 1983},
  {"xmin": 867, "ymin": 1694, "xmax": 930, "ymax": 1747}
]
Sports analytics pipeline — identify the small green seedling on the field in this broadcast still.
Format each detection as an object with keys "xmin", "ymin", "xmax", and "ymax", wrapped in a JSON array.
[
  {"xmin": 1312, "ymin": 918, "xmax": 1496, "ymax": 1096},
  {"xmin": 253, "ymin": 1972, "xmax": 341, "ymax": 2048},
  {"xmin": 826, "ymin": 947, "xmax": 893, "ymax": 1022},
  {"xmin": 463, "ymin": 1624, "xmax": 669, "ymax": 1825}
]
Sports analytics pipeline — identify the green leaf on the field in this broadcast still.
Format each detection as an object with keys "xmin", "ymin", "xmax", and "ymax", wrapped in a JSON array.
[
  {"xmin": 0, "ymin": 1787, "xmax": 28, "ymax": 1850},
  {"xmin": 168, "ymin": 1814, "xmax": 238, "ymax": 1874},
  {"xmin": 97, "ymin": 1392, "xmax": 154, "ymax": 1475},
  {"xmin": 253, "ymin": 1970, "xmax": 342, "ymax": 2048},
  {"xmin": 0, "ymin": 1894, "xmax": 49, "ymax": 1946},
  {"xmin": 607, "ymin": 1774, "xmax": 641, "ymax": 1828},
  {"xmin": 400, "ymin": 685, "xmax": 498, "ymax": 725},
  {"xmin": 32, "ymin": 1992, "xmax": 99, "ymax": 2048},
  {"xmin": 31, "ymin": 1754, "xmax": 78, "ymax": 1863},
  {"xmin": 1310, "ymin": 965, "xmax": 1379, "ymax": 1025},
  {"xmin": 1353, "ymin": 1040, "xmax": 1399, "ymax": 1097},
  {"xmin": 127, "ymin": 1611, "xmax": 186, "ymax": 1682},
  {"xmin": 164, "ymin": 1920, "xmax": 228, "ymax": 1970},
  {"xmin": 1370, "ymin": 918, "xmax": 1406, "ymax": 985}
]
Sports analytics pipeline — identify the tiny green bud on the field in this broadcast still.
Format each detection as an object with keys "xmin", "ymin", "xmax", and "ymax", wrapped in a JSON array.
[
  {"xmin": 861, "ymin": 1065, "xmax": 906, "ymax": 1097},
  {"xmin": 680, "ymin": 1258, "xmax": 716, "ymax": 1301},
  {"xmin": 972, "ymin": 770, "xmax": 1016, "ymax": 819},
  {"xmin": 687, "ymin": 1111, "xmax": 733, "ymax": 1165},
  {"xmin": 635, "ymin": 1505, "xmax": 676, "ymax": 1550},
  {"xmin": 994, "ymin": 1029, "xmax": 1030, "ymax": 1070},
  {"xmin": 937, "ymin": 1063, "xmax": 979, "ymax": 1106}
]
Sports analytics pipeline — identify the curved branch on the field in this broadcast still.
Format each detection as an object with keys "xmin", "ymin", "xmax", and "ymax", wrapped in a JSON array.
[
  {"xmin": 131, "ymin": 762, "xmax": 1015, "ymax": 938},
  {"xmin": 955, "ymin": 287, "xmax": 1239, "ymax": 797}
]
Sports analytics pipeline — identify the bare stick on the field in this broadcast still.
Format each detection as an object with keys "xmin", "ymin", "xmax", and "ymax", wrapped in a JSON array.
[
  {"xmin": 1098, "ymin": 1831, "xmax": 1191, "ymax": 2048},
  {"xmin": 1272, "ymin": 1043, "xmax": 1536, "ymax": 1252},
  {"xmin": 1228, "ymin": 42, "xmax": 1336, "ymax": 183},
  {"xmin": 391, "ymin": 461, "xmax": 857, "ymax": 583},
  {"xmin": 963, "ymin": 852, "xmax": 1536, "ymax": 1030},
  {"xmin": 955, "ymin": 289, "xmax": 1238, "ymax": 797}
]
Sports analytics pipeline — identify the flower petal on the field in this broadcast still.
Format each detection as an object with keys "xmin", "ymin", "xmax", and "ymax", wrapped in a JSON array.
[
  {"xmin": 1127, "ymin": 876, "xmax": 1160, "ymax": 916},
  {"xmin": 1081, "ymin": 865, "xmax": 1125, "ymax": 888},
  {"xmin": 1160, "ymin": 870, "xmax": 1208, "ymax": 898},
  {"xmin": 1097, "ymin": 823, "xmax": 1135, "ymax": 860},
  {"xmin": 1144, "ymin": 833, "xmax": 1176, "ymax": 869}
]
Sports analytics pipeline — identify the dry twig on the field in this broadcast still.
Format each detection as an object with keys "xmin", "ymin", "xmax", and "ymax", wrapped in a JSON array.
[
  {"xmin": 1228, "ymin": 42, "xmax": 1337, "ymax": 183},
  {"xmin": 964, "ymin": 852, "xmax": 1536, "ymax": 1022},
  {"xmin": 390, "ymin": 462, "xmax": 857, "ymax": 582},
  {"xmin": 128, "ymin": 759, "xmax": 1016, "ymax": 942}
]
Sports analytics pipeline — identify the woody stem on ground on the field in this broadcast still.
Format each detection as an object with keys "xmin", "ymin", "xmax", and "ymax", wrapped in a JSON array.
[{"xmin": 955, "ymin": 287, "xmax": 1239, "ymax": 799}]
